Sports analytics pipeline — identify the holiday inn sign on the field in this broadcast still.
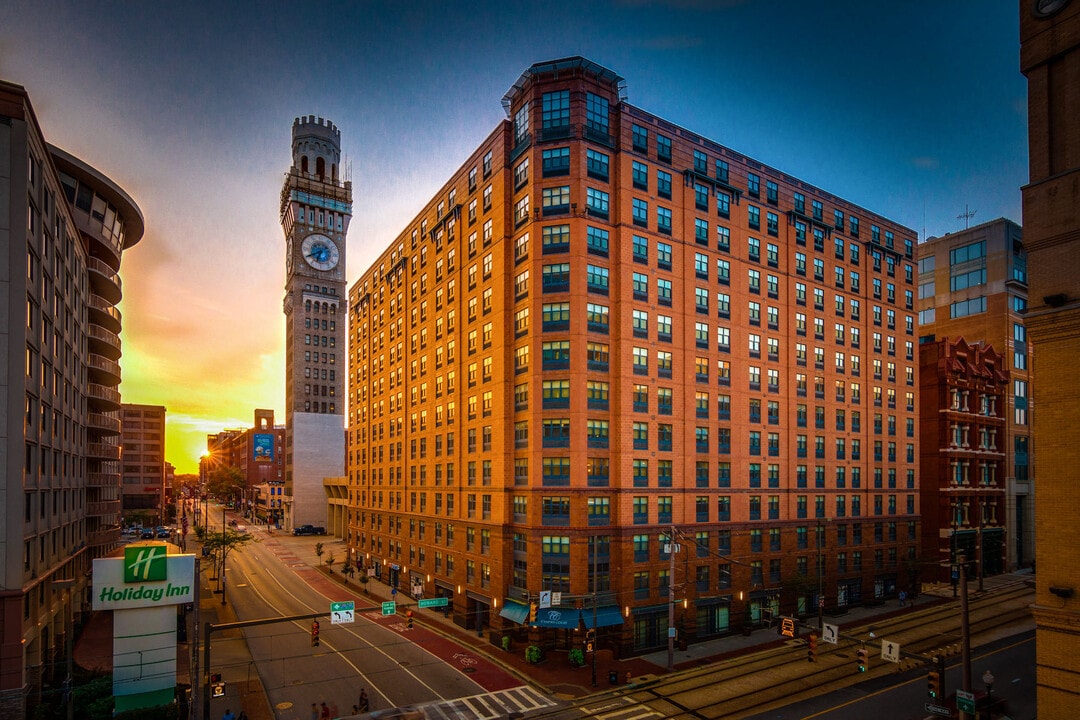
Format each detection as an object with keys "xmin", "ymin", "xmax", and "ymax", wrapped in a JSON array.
[{"xmin": 92, "ymin": 544, "xmax": 195, "ymax": 610}]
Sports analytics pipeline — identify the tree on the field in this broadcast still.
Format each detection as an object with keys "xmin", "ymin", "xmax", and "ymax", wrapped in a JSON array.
[
  {"xmin": 205, "ymin": 464, "xmax": 245, "ymax": 500},
  {"xmin": 202, "ymin": 528, "xmax": 257, "ymax": 604},
  {"xmin": 325, "ymin": 552, "xmax": 336, "ymax": 574},
  {"xmin": 314, "ymin": 542, "xmax": 324, "ymax": 563}
]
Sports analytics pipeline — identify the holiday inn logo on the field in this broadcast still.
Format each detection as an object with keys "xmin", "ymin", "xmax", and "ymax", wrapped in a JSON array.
[{"xmin": 124, "ymin": 545, "xmax": 168, "ymax": 583}]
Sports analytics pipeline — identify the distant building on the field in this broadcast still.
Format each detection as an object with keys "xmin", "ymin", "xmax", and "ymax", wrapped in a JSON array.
[
  {"xmin": 0, "ymin": 81, "xmax": 143, "ymax": 717},
  {"xmin": 280, "ymin": 117, "xmax": 351, "ymax": 529},
  {"xmin": 120, "ymin": 403, "xmax": 167, "ymax": 522},
  {"xmin": 201, "ymin": 409, "xmax": 285, "ymax": 510},
  {"xmin": 345, "ymin": 58, "xmax": 921, "ymax": 654},
  {"xmin": 1020, "ymin": 1, "xmax": 1080, "ymax": 715},
  {"xmin": 918, "ymin": 338, "xmax": 1009, "ymax": 583},
  {"xmin": 915, "ymin": 218, "xmax": 1031, "ymax": 570}
]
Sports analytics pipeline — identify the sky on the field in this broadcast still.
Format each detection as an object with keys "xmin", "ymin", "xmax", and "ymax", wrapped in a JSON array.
[{"xmin": 0, "ymin": 1, "xmax": 1027, "ymax": 474}]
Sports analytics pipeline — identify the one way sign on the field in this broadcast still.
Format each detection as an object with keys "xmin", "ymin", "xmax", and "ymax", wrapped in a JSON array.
[{"xmin": 880, "ymin": 638, "xmax": 900, "ymax": 663}]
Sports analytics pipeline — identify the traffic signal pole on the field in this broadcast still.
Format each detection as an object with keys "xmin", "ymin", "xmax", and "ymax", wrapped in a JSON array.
[{"xmin": 203, "ymin": 611, "xmax": 327, "ymax": 720}]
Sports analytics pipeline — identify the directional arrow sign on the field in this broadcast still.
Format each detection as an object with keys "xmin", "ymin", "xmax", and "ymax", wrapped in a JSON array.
[
  {"xmin": 956, "ymin": 689, "xmax": 976, "ymax": 714},
  {"xmin": 331, "ymin": 600, "xmax": 355, "ymax": 624},
  {"xmin": 381, "ymin": 601, "xmax": 397, "ymax": 616},
  {"xmin": 880, "ymin": 639, "xmax": 900, "ymax": 663},
  {"xmin": 821, "ymin": 623, "xmax": 839, "ymax": 645},
  {"xmin": 924, "ymin": 703, "xmax": 951, "ymax": 717}
]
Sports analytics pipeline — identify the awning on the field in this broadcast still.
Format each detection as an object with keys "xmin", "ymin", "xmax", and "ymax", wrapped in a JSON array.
[
  {"xmin": 534, "ymin": 606, "xmax": 580, "ymax": 628},
  {"xmin": 581, "ymin": 605, "xmax": 624, "ymax": 628},
  {"xmin": 498, "ymin": 599, "xmax": 530, "ymax": 624}
]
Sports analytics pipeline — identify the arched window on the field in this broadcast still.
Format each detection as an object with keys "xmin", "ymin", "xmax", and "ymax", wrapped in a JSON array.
[
  {"xmin": 316, "ymin": 157, "xmax": 326, "ymax": 180},
  {"xmin": 305, "ymin": 300, "xmax": 312, "ymax": 313},
  {"xmin": 301, "ymin": 156, "xmax": 309, "ymax": 174}
]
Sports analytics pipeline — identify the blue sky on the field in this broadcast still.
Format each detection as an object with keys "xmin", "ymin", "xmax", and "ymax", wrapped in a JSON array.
[{"xmin": 1, "ymin": 1, "xmax": 1027, "ymax": 472}]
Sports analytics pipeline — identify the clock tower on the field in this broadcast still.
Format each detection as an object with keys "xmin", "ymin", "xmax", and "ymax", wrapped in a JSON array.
[{"xmin": 280, "ymin": 115, "xmax": 350, "ymax": 529}]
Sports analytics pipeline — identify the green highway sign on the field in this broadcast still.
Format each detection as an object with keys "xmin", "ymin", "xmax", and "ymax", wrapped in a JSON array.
[
  {"xmin": 418, "ymin": 597, "xmax": 449, "ymax": 608},
  {"xmin": 331, "ymin": 600, "xmax": 355, "ymax": 624},
  {"xmin": 381, "ymin": 601, "xmax": 397, "ymax": 616},
  {"xmin": 955, "ymin": 689, "xmax": 976, "ymax": 714},
  {"xmin": 331, "ymin": 601, "xmax": 355, "ymax": 612}
]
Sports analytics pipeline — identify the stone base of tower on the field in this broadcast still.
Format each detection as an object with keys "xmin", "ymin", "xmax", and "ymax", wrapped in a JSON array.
[{"xmin": 288, "ymin": 412, "xmax": 344, "ymax": 529}]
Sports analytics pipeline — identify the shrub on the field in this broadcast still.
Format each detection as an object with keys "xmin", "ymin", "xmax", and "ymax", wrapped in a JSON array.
[
  {"xmin": 525, "ymin": 645, "xmax": 543, "ymax": 664},
  {"xmin": 568, "ymin": 648, "xmax": 585, "ymax": 667}
]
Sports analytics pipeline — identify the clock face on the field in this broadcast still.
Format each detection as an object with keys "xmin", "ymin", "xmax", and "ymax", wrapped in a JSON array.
[
  {"xmin": 301, "ymin": 233, "xmax": 339, "ymax": 271},
  {"xmin": 1033, "ymin": 0, "xmax": 1070, "ymax": 16}
]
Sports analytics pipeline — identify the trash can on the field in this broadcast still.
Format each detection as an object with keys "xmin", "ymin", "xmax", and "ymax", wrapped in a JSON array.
[{"xmin": 609, "ymin": 670, "xmax": 619, "ymax": 685}]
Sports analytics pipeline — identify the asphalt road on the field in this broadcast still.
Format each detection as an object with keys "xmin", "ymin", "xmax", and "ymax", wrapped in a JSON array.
[
  {"xmin": 743, "ymin": 630, "xmax": 1035, "ymax": 720},
  {"xmin": 206, "ymin": 509, "xmax": 517, "ymax": 719}
]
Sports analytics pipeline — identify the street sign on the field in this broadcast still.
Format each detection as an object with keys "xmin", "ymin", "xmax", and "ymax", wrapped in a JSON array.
[
  {"xmin": 551, "ymin": 591, "xmax": 562, "ymax": 606},
  {"xmin": 956, "ymin": 689, "xmax": 976, "ymax": 714},
  {"xmin": 779, "ymin": 617, "xmax": 796, "ymax": 638},
  {"xmin": 821, "ymin": 623, "xmax": 839, "ymax": 645},
  {"xmin": 539, "ymin": 590, "xmax": 551, "ymax": 609},
  {"xmin": 924, "ymin": 703, "xmax": 951, "ymax": 717},
  {"xmin": 331, "ymin": 600, "xmax": 355, "ymax": 624},
  {"xmin": 381, "ymin": 601, "xmax": 397, "ymax": 616},
  {"xmin": 880, "ymin": 639, "xmax": 901, "ymax": 663},
  {"xmin": 419, "ymin": 597, "xmax": 448, "ymax": 608}
]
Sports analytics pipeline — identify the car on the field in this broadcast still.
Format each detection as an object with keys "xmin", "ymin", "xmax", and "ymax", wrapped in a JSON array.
[
  {"xmin": 156, "ymin": 527, "xmax": 170, "ymax": 538},
  {"xmin": 235, "ymin": 525, "xmax": 247, "ymax": 533},
  {"xmin": 292, "ymin": 524, "xmax": 326, "ymax": 536},
  {"xmin": 140, "ymin": 529, "xmax": 155, "ymax": 539}
]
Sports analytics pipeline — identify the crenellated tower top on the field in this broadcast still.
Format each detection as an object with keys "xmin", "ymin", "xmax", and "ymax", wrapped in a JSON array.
[{"xmin": 291, "ymin": 115, "xmax": 342, "ymax": 183}]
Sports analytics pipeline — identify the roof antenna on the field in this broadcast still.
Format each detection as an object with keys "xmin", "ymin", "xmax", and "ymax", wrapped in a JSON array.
[{"xmin": 957, "ymin": 205, "xmax": 976, "ymax": 230}]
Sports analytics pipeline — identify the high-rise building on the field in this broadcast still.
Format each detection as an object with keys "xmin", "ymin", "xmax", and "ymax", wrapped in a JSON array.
[
  {"xmin": 917, "ymin": 338, "xmax": 1009, "ymax": 584},
  {"xmin": 0, "ymin": 81, "xmax": 143, "ymax": 717},
  {"xmin": 281, "ymin": 117, "xmax": 351, "ymax": 529},
  {"xmin": 120, "ymin": 403, "xmax": 167, "ymax": 523},
  {"xmin": 346, "ymin": 58, "xmax": 920, "ymax": 654},
  {"xmin": 1020, "ymin": 1, "xmax": 1080, "ymax": 715},
  {"xmin": 915, "ymin": 218, "xmax": 1031, "ymax": 571}
]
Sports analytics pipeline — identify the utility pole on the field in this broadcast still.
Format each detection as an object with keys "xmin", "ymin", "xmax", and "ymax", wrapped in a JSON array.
[
  {"xmin": 667, "ymin": 526, "xmax": 677, "ymax": 671},
  {"xmin": 959, "ymin": 554, "xmax": 973, "ymax": 720},
  {"xmin": 591, "ymin": 535, "xmax": 598, "ymax": 688},
  {"xmin": 817, "ymin": 520, "xmax": 824, "ymax": 630}
]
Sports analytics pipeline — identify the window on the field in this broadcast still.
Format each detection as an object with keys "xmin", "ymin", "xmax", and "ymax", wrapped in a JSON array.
[
  {"xmin": 542, "ymin": 186, "xmax": 570, "ymax": 215},
  {"xmin": 632, "ymin": 198, "xmax": 649, "ymax": 226},
  {"xmin": 657, "ymin": 170, "xmax": 672, "ymax": 198},
  {"xmin": 657, "ymin": 206, "xmax": 672, "ymax": 234},
  {"xmin": 586, "ymin": 149, "xmax": 609, "ymax": 180},
  {"xmin": 632, "ymin": 161, "xmax": 648, "ymax": 189},
  {"xmin": 657, "ymin": 134, "xmax": 672, "ymax": 162},
  {"xmin": 748, "ymin": 205, "xmax": 760, "ymax": 230},
  {"xmin": 542, "ymin": 90, "xmax": 570, "ymax": 129},
  {"xmin": 542, "ymin": 147, "xmax": 570, "ymax": 176},
  {"xmin": 586, "ymin": 187, "xmax": 609, "ymax": 218},
  {"xmin": 632, "ymin": 124, "xmax": 648, "ymax": 152},
  {"xmin": 950, "ymin": 296, "xmax": 987, "ymax": 318}
]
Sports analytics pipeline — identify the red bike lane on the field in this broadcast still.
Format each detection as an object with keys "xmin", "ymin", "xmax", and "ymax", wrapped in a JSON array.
[{"xmin": 297, "ymin": 568, "xmax": 523, "ymax": 692}]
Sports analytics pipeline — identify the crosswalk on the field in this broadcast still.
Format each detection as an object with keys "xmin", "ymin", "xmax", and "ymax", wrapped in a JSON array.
[
  {"xmin": 352, "ymin": 685, "xmax": 558, "ymax": 719},
  {"xmin": 574, "ymin": 696, "xmax": 666, "ymax": 720}
]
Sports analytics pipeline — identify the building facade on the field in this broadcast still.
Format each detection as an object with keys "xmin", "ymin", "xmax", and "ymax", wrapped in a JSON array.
[
  {"xmin": 281, "ymin": 116, "xmax": 350, "ymax": 529},
  {"xmin": 120, "ymin": 403, "xmax": 166, "ymax": 522},
  {"xmin": 918, "ymin": 338, "xmax": 1008, "ymax": 584},
  {"xmin": 0, "ymin": 81, "xmax": 143, "ymax": 716},
  {"xmin": 201, "ymin": 409, "xmax": 285, "ymax": 511},
  {"xmin": 1020, "ymin": 1, "xmax": 1080, "ymax": 716},
  {"xmin": 915, "ymin": 218, "xmax": 1032, "ymax": 570},
  {"xmin": 345, "ymin": 58, "xmax": 920, "ymax": 654}
]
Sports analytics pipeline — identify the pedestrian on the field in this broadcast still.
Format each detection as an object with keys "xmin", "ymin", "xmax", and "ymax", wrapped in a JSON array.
[
  {"xmin": 311, "ymin": 702, "xmax": 319, "ymax": 720},
  {"xmin": 222, "ymin": 710, "xmax": 235, "ymax": 720},
  {"xmin": 899, "ymin": 590, "xmax": 907, "ymax": 607},
  {"xmin": 358, "ymin": 689, "xmax": 369, "ymax": 712},
  {"xmin": 237, "ymin": 713, "xmax": 248, "ymax": 720},
  {"xmin": 321, "ymin": 701, "xmax": 331, "ymax": 720}
]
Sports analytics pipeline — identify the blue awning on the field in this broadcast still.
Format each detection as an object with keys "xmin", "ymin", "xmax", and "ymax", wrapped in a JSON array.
[
  {"xmin": 581, "ymin": 605, "xmax": 624, "ymax": 628},
  {"xmin": 498, "ymin": 599, "xmax": 529, "ymax": 624},
  {"xmin": 534, "ymin": 606, "xmax": 580, "ymax": 628}
]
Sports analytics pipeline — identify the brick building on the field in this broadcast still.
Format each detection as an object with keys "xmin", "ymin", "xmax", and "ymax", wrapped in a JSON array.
[
  {"xmin": 120, "ymin": 403, "xmax": 167, "ymax": 522},
  {"xmin": 200, "ymin": 409, "xmax": 285, "ymax": 511},
  {"xmin": 918, "ymin": 338, "xmax": 1008, "ymax": 584},
  {"xmin": 345, "ymin": 57, "xmax": 920, "ymax": 654},
  {"xmin": 1020, "ymin": 1, "xmax": 1080, "ymax": 715}
]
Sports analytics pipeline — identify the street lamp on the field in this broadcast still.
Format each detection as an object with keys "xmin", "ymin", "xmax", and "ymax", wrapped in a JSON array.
[{"xmin": 982, "ymin": 669, "xmax": 995, "ymax": 717}]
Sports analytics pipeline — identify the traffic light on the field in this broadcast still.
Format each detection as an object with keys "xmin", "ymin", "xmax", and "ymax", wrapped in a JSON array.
[
  {"xmin": 585, "ymin": 628, "xmax": 596, "ymax": 653},
  {"xmin": 807, "ymin": 633, "xmax": 817, "ymax": 663},
  {"xmin": 856, "ymin": 647, "xmax": 868, "ymax": 672},
  {"xmin": 927, "ymin": 669, "xmax": 940, "ymax": 698},
  {"xmin": 311, "ymin": 620, "xmax": 320, "ymax": 647},
  {"xmin": 407, "ymin": 610, "xmax": 414, "ymax": 630},
  {"xmin": 529, "ymin": 601, "xmax": 538, "ymax": 623}
]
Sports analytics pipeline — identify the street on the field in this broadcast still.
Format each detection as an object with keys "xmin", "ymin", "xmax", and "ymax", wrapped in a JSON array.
[{"xmin": 203, "ymin": 506, "xmax": 544, "ymax": 719}]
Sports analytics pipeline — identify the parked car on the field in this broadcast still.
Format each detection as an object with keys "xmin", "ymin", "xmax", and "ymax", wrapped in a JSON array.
[
  {"xmin": 140, "ymin": 529, "xmax": 155, "ymax": 539},
  {"xmin": 292, "ymin": 524, "xmax": 326, "ymax": 536},
  {"xmin": 155, "ymin": 526, "xmax": 170, "ymax": 538}
]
